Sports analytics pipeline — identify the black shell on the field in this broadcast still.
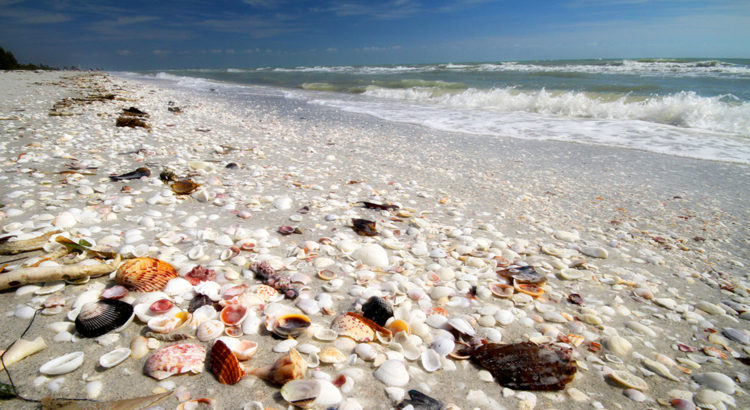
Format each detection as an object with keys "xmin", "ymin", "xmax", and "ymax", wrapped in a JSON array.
[
  {"xmin": 361, "ymin": 296, "xmax": 393, "ymax": 327},
  {"xmin": 396, "ymin": 390, "xmax": 442, "ymax": 410},
  {"xmin": 75, "ymin": 298, "xmax": 134, "ymax": 338}
]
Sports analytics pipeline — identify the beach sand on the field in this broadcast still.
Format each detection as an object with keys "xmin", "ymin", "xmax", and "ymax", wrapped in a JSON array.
[{"xmin": 1, "ymin": 70, "xmax": 749, "ymax": 410}]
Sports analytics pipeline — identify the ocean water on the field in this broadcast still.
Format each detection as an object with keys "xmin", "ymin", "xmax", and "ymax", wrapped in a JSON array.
[{"xmin": 117, "ymin": 58, "xmax": 750, "ymax": 164}]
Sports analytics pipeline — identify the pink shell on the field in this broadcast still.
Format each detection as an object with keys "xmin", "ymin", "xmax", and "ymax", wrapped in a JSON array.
[
  {"xmin": 101, "ymin": 285, "xmax": 128, "ymax": 299},
  {"xmin": 150, "ymin": 298, "xmax": 174, "ymax": 313},
  {"xmin": 220, "ymin": 305, "xmax": 248, "ymax": 326},
  {"xmin": 145, "ymin": 343, "xmax": 206, "ymax": 380}
]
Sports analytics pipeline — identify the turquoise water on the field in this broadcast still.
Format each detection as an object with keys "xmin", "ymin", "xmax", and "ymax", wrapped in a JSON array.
[{"xmin": 118, "ymin": 58, "xmax": 750, "ymax": 163}]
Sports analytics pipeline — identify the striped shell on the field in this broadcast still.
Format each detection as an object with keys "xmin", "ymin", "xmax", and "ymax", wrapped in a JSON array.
[
  {"xmin": 209, "ymin": 340, "xmax": 245, "ymax": 384},
  {"xmin": 75, "ymin": 299, "xmax": 134, "ymax": 338},
  {"xmin": 145, "ymin": 343, "xmax": 206, "ymax": 380},
  {"xmin": 116, "ymin": 257, "xmax": 178, "ymax": 292}
]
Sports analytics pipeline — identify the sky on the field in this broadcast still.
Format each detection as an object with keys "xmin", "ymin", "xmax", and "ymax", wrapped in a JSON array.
[{"xmin": 0, "ymin": 0, "xmax": 748, "ymax": 70}]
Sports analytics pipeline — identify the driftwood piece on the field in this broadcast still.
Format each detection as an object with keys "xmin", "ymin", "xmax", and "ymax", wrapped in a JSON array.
[
  {"xmin": 0, "ymin": 231, "xmax": 59, "ymax": 255},
  {"xmin": 0, "ymin": 255, "xmax": 121, "ymax": 291},
  {"xmin": 40, "ymin": 391, "xmax": 170, "ymax": 410}
]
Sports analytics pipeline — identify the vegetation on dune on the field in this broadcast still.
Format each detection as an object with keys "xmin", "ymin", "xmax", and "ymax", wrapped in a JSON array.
[{"xmin": 1, "ymin": 46, "xmax": 57, "ymax": 70}]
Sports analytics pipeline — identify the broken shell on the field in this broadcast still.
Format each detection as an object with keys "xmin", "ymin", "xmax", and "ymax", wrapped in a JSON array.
[
  {"xmin": 514, "ymin": 281, "xmax": 544, "ymax": 297},
  {"xmin": 115, "ymin": 257, "xmax": 178, "ymax": 292},
  {"xmin": 374, "ymin": 359, "xmax": 409, "ymax": 387},
  {"xmin": 163, "ymin": 278, "xmax": 193, "ymax": 297},
  {"xmin": 145, "ymin": 343, "xmax": 206, "ymax": 380},
  {"xmin": 319, "ymin": 347, "xmax": 347, "ymax": 364},
  {"xmin": 210, "ymin": 340, "xmax": 245, "ymax": 384},
  {"xmin": 608, "ymin": 370, "xmax": 649, "ymax": 391},
  {"xmin": 75, "ymin": 299, "xmax": 134, "ymax": 338},
  {"xmin": 39, "ymin": 351, "xmax": 85, "ymax": 375},
  {"xmin": 0, "ymin": 337, "xmax": 47, "ymax": 370},
  {"xmin": 247, "ymin": 348, "xmax": 307, "ymax": 385},
  {"xmin": 99, "ymin": 347, "xmax": 131, "ymax": 368},
  {"xmin": 331, "ymin": 313, "xmax": 376, "ymax": 342}
]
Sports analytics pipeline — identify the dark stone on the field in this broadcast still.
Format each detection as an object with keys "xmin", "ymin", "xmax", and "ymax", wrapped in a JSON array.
[{"xmin": 361, "ymin": 296, "xmax": 392, "ymax": 327}]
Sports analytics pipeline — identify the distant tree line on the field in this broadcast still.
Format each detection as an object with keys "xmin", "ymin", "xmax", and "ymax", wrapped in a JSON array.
[{"xmin": 1, "ymin": 46, "xmax": 57, "ymax": 70}]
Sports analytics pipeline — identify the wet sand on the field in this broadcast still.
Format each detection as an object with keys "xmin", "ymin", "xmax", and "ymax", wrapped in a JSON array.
[{"xmin": 1, "ymin": 71, "xmax": 749, "ymax": 410}]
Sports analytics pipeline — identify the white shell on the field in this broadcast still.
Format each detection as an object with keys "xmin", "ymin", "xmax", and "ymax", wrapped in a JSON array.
[
  {"xmin": 432, "ymin": 338, "xmax": 455, "ymax": 356},
  {"xmin": 196, "ymin": 319, "xmax": 224, "ymax": 342},
  {"xmin": 602, "ymin": 336, "xmax": 632, "ymax": 356},
  {"xmin": 163, "ymin": 278, "xmax": 193, "ymax": 297},
  {"xmin": 39, "ymin": 351, "xmax": 85, "ymax": 375},
  {"xmin": 351, "ymin": 244, "xmax": 389, "ymax": 268},
  {"xmin": 421, "ymin": 349, "xmax": 442, "ymax": 372},
  {"xmin": 99, "ymin": 347, "xmax": 131, "ymax": 368},
  {"xmin": 447, "ymin": 317, "xmax": 475, "ymax": 336},
  {"xmin": 188, "ymin": 245, "xmax": 204, "ymax": 260},
  {"xmin": 280, "ymin": 379, "xmax": 342, "ymax": 408},
  {"xmin": 693, "ymin": 372, "xmax": 736, "ymax": 394},
  {"xmin": 355, "ymin": 343, "xmax": 377, "ymax": 361},
  {"xmin": 314, "ymin": 328, "xmax": 338, "ymax": 341},
  {"xmin": 274, "ymin": 339, "xmax": 298, "ymax": 353},
  {"xmin": 373, "ymin": 359, "xmax": 409, "ymax": 387}
]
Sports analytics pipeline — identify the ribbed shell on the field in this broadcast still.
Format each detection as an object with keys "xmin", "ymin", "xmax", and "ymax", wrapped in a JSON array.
[
  {"xmin": 75, "ymin": 299, "xmax": 134, "ymax": 338},
  {"xmin": 210, "ymin": 340, "xmax": 245, "ymax": 384},
  {"xmin": 115, "ymin": 257, "xmax": 178, "ymax": 292},
  {"xmin": 145, "ymin": 343, "xmax": 206, "ymax": 380}
]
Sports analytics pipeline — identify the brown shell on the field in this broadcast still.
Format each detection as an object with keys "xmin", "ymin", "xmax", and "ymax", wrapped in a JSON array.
[
  {"xmin": 115, "ymin": 257, "xmax": 178, "ymax": 292},
  {"xmin": 210, "ymin": 340, "xmax": 245, "ymax": 384},
  {"xmin": 171, "ymin": 180, "xmax": 200, "ymax": 195},
  {"xmin": 247, "ymin": 348, "xmax": 306, "ymax": 385}
]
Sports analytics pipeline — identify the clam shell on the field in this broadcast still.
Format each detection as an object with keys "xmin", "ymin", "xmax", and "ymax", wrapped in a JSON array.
[
  {"xmin": 75, "ymin": 299, "xmax": 134, "ymax": 338},
  {"xmin": 145, "ymin": 343, "xmax": 206, "ymax": 380},
  {"xmin": 39, "ymin": 351, "xmax": 85, "ymax": 375},
  {"xmin": 602, "ymin": 336, "xmax": 632, "ymax": 356},
  {"xmin": 99, "ymin": 347, "xmax": 131, "ymax": 368},
  {"xmin": 355, "ymin": 343, "xmax": 377, "ymax": 361},
  {"xmin": 281, "ymin": 380, "xmax": 342, "ymax": 409},
  {"xmin": 373, "ymin": 359, "xmax": 409, "ymax": 387},
  {"xmin": 101, "ymin": 285, "xmax": 128, "ymax": 299},
  {"xmin": 693, "ymin": 372, "xmax": 736, "ymax": 394},
  {"xmin": 221, "ymin": 304, "xmax": 249, "ymax": 326},
  {"xmin": 163, "ymin": 278, "xmax": 193, "ymax": 297},
  {"xmin": 421, "ymin": 349, "xmax": 442, "ymax": 372},
  {"xmin": 116, "ymin": 257, "xmax": 178, "ymax": 292},
  {"xmin": 608, "ymin": 370, "xmax": 649, "ymax": 391},
  {"xmin": 269, "ymin": 313, "xmax": 311, "ymax": 338},
  {"xmin": 197, "ymin": 320, "xmax": 225, "ymax": 342},
  {"xmin": 210, "ymin": 340, "xmax": 245, "ymax": 384}
]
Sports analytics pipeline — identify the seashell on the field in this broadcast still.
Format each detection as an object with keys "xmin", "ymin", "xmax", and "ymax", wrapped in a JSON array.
[
  {"xmin": 355, "ymin": 343, "xmax": 377, "ymax": 361},
  {"xmin": 559, "ymin": 269, "xmax": 584, "ymax": 280},
  {"xmin": 197, "ymin": 320, "xmax": 225, "ymax": 342},
  {"xmin": 314, "ymin": 328, "xmax": 339, "ymax": 341},
  {"xmin": 319, "ymin": 347, "xmax": 347, "ymax": 364},
  {"xmin": 101, "ymin": 285, "xmax": 128, "ymax": 299},
  {"xmin": 362, "ymin": 295, "xmax": 393, "ymax": 327},
  {"xmin": 388, "ymin": 319, "xmax": 410, "ymax": 335},
  {"xmin": 693, "ymin": 372, "xmax": 736, "ymax": 394},
  {"xmin": 0, "ymin": 337, "xmax": 47, "ymax": 370},
  {"xmin": 39, "ymin": 351, "xmax": 85, "ymax": 375},
  {"xmin": 149, "ymin": 298, "xmax": 174, "ymax": 313},
  {"xmin": 608, "ymin": 370, "xmax": 649, "ymax": 391},
  {"xmin": 268, "ymin": 313, "xmax": 311, "ymax": 338},
  {"xmin": 514, "ymin": 281, "xmax": 544, "ymax": 297},
  {"xmin": 131, "ymin": 336, "xmax": 149, "ymax": 360},
  {"xmin": 447, "ymin": 317, "xmax": 475, "ymax": 337},
  {"xmin": 625, "ymin": 321, "xmax": 657, "ymax": 337},
  {"xmin": 99, "ymin": 347, "xmax": 131, "ymax": 368},
  {"xmin": 75, "ymin": 299, "xmax": 134, "ymax": 338},
  {"xmin": 374, "ymin": 359, "xmax": 409, "ymax": 387},
  {"xmin": 421, "ymin": 349, "xmax": 442, "ymax": 372},
  {"xmin": 693, "ymin": 389, "xmax": 730, "ymax": 409},
  {"xmin": 188, "ymin": 245, "xmax": 205, "ymax": 260},
  {"xmin": 147, "ymin": 312, "xmax": 188, "ymax": 334},
  {"xmin": 623, "ymin": 389, "xmax": 646, "ymax": 402},
  {"xmin": 723, "ymin": 328, "xmax": 749, "ymax": 344},
  {"xmin": 643, "ymin": 358, "xmax": 680, "ymax": 381},
  {"xmin": 432, "ymin": 338, "xmax": 455, "ymax": 356},
  {"xmin": 145, "ymin": 343, "xmax": 206, "ymax": 380},
  {"xmin": 499, "ymin": 266, "xmax": 546, "ymax": 285},
  {"xmin": 52, "ymin": 212, "xmax": 77, "ymax": 228},
  {"xmin": 221, "ymin": 304, "xmax": 249, "ymax": 326},
  {"xmin": 210, "ymin": 340, "xmax": 245, "ymax": 384},
  {"xmin": 317, "ymin": 269, "xmax": 335, "ymax": 281},
  {"xmin": 274, "ymin": 339, "xmax": 298, "ymax": 353},
  {"xmin": 116, "ymin": 257, "xmax": 178, "ymax": 292},
  {"xmin": 331, "ymin": 313, "xmax": 376, "ymax": 342},
  {"xmin": 602, "ymin": 336, "xmax": 632, "ymax": 356},
  {"xmin": 281, "ymin": 379, "xmax": 342, "ymax": 409},
  {"xmin": 163, "ymin": 278, "xmax": 193, "ymax": 297},
  {"xmin": 351, "ymin": 244, "xmax": 389, "ymax": 268},
  {"xmin": 247, "ymin": 348, "xmax": 307, "ymax": 385},
  {"xmin": 490, "ymin": 283, "xmax": 514, "ymax": 298}
]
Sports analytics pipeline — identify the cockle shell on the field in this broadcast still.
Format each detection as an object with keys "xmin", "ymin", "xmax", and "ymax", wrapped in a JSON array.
[
  {"xmin": 116, "ymin": 257, "xmax": 178, "ymax": 292},
  {"xmin": 281, "ymin": 379, "xmax": 342, "ymax": 409},
  {"xmin": 75, "ymin": 299, "xmax": 134, "ymax": 338},
  {"xmin": 39, "ymin": 351, "xmax": 85, "ymax": 375},
  {"xmin": 145, "ymin": 343, "xmax": 206, "ymax": 380},
  {"xmin": 209, "ymin": 340, "xmax": 245, "ymax": 384},
  {"xmin": 374, "ymin": 359, "xmax": 409, "ymax": 387}
]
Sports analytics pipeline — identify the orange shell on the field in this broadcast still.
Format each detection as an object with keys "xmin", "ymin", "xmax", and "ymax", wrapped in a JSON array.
[
  {"xmin": 210, "ymin": 340, "xmax": 245, "ymax": 384},
  {"xmin": 514, "ymin": 282, "xmax": 544, "ymax": 297},
  {"xmin": 116, "ymin": 258, "xmax": 178, "ymax": 292},
  {"xmin": 331, "ymin": 313, "xmax": 375, "ymax": 342},
  {"xmin": 255, "ymin": 285, "xmax": 279, "ymax": 302},
  {"xmin": 388, "ymin": 319, "xmax": 410, "ymax": 335}
]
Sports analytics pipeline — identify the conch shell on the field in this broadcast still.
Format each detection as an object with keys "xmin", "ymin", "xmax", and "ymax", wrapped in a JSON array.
[{"xmin": 247, "ymin": 348, "xmax": 306, "ymax": 385}]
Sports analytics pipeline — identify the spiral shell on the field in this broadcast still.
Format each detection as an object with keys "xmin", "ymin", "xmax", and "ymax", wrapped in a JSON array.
[{"xmin": 115, "ymin": 257, "xmax": 178, "ymax": 292}]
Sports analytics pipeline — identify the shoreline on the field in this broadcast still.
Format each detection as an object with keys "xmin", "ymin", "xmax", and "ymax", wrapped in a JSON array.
[{"xmin": 1, "ymin": 71, "xmax": 749, "ymax": 410}]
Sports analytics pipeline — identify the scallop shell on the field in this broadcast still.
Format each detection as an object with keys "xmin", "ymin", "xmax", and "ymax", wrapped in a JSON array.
[
  {"xmin": 374, "ymin": 359, "xmax": 409, "ymax": 387},
  {"xmin": 116, "ymin": 257, "xmax": 178, "ymax": 292},
  {"xmin": 331, "ymin": 313, "xmax": 376, "ymax": 342},
  {"xmin": 197, "ymin": 319, "xmax": 225, "ymax": 342},
  {"xmin": 99, "ymin": 347, "xmax": 131, "ymax": 368},
  {"xmin": 39, "ymin": 351, "xmax": 85, "ymax": 375},
  {"xmin": 209, "ymin": 340, "xmax": 245, "ymax": 384},
  {"xmin": 75, "ymin": 299, "xmax": 134, "ymax": 338},
  {"xmin": 281, "ymin": 379, "xmax": 343, "ymax": 409},
  {"xmin": 145, "ymin": 343, "xmax": 206, "ymax": 380}
]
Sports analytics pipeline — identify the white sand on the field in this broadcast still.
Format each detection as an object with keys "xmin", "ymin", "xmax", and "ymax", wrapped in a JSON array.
[{"xmin": 0, "ymin": 71, "xmax": 749, "ymax": 410}]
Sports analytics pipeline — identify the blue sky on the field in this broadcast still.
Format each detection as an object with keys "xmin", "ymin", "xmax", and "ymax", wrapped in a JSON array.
[{"xmin": 1, "ymin": 0, "xmax": 748, "ymax": 69}]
